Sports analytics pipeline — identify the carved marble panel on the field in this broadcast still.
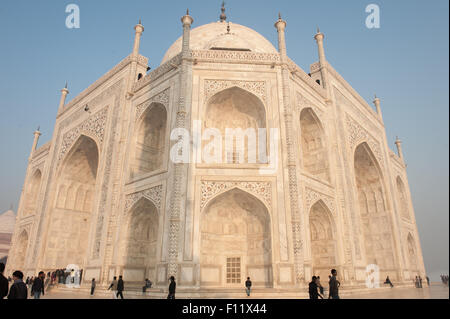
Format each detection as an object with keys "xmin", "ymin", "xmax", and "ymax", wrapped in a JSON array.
[{"xmin": 204, "ymin": 80, "xmax": 266, "ymax": 104}]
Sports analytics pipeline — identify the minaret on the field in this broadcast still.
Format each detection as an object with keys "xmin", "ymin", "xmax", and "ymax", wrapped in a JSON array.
[
  {"xmin": 274, "ymin": 13, "xmax": 287, "ymax": 59},
  {"xmin": 314, "ymin": 27, "xmax": 330, "ymax": 92},
  {"xmin": 132, "ymin": 19, "xmax": 144, "ymax": 57},
  {"xmin": 29, "ymin": 127, "xmax": 41, "ymax": 161},
  {"xmin": 373, "ymin": 94, "xmax": 384, "ymax": 122},
  {"xmin": 167, "ymin": 8, "xmax": 194, "ymax": 281},
  {"xmin": 58, "ymin": 83, "xmax": 69, "ymax": 113},
  {"xmin": 395, "ymin": 137, "xmax": 404, "ymax": 160}
]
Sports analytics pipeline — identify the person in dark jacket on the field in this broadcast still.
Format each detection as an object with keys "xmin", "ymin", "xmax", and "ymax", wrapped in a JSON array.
[
  {"xmin": 245, "ymin": 277, "xmax": 252, "ymax": 297},
  {"xmin": 167, "ymin": 276, "xmax": 176, "ymax": 299},
  {"xmin": 384, "ymin": 276, "xmax": 394, "ymax": 288},
  {"xmin": 309, "ymin": 276, "xmax": 319, "ymax": 299},
  {"xmin": 31, "ymin": 271, "xmax": 45, "ymax": 299},
  {"xmin": 116, "ymin": 276, "xmax": 124, "ymax": 299},
  {"xmin": 90, "ymin": 278, "xmax": 96, "ymax": 296},
  {"xmin": 0, "ymin": 263, "xmax": 9, "ymax": 299},
  {"xmin": 328, "ymin": 269, "xmax": 340, "ymax": 299},
  {"xmin": 7, "ymin": 271, "xmax": 27, "ymax": 299}
]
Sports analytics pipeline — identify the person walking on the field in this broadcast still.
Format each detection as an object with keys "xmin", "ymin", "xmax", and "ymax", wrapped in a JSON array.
[
  {"xmin": 7, "ymin": 271, "xmax": 28, "ymax": 299},
  {"xmin": 108, "ymin": 276, "xmax": 118, "ymax": 299},
  {"xmin": 245, "ymin": 277, "xmax": 252, "ymax": 297},
  {"xmin": 426, "ymin": 276, "xmax": 430, "ymax": 287},
  {"xmin": 316, "ymin": 276, "xmax": 324, "ymax": 297},
  {"xmin": 90, "ymin": 278, "xmax": 96, "ymax": 296},
  {"xmin": 309, "ymin": 276, "xmax": 320, "ymax": 299},
  {"xmin": 31, "ymin": 271, "xmax": 45, "ymax": 299},
  {"xmin": 328, "ymin": 269, "xmax": 340, "ymax": 299},
  {"xmin": 418, "ymin": 276, "xmax": 423, "ymax": 288},
  {"xmin": 116, "ymin": 276, "xmax": 124, "ymax": 299},
  {"xmin": 167, "ymin": 276, "xmax": 176, "ymax": 300},
  {"xmin": 0, "ymin": 263, "xmax": 9, "ymax": 299}
]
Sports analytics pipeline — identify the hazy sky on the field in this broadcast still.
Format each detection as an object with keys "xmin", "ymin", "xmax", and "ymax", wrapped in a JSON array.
[{"xmin": 0, "ymin": 0, "xmax": 448, "ymax": 280}]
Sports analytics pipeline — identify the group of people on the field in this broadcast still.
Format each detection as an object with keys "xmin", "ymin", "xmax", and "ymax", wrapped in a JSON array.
[
  {"xmin": 440, "ymin": 274, "xmax": 448, "ymax": 286},
  {"xmin": 309, "ymin": 269, "xmax": 340, "ymax": 299},
  {"xmin": 0, "ymin": 263, "xmax": 46, "ymax": 299}
]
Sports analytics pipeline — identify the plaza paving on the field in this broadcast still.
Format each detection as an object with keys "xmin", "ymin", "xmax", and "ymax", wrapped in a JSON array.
[{"xmin": 36, "ymin": 283, "xmax": 448, "ymax": 300}]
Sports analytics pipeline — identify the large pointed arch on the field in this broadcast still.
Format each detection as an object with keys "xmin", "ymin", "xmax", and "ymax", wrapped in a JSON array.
[
  {"xmin": 204, "ymin": 86, "xmax": 267, "ymax": 164},
  {"xmin": 354, "ymin": 142, "xmax": 396, "ymax": 277},
  {"xmin": 200, "ymin": 188, "xmax": 272, "ymax": 288},
  {"xmin": 309, "ymin": 200, "xmax": 337, "ymax": 280},
  {"xmin": 44, "ymin": 135, "xmax": 99, "ymax": 268},
  {"xmin": 300, "ymin": 108, "xmax": 330, "ymax": 182},
  {"xmin": 24, "ymin": 169, "xmax": 42, "ymax": 216},
  {"xmin": 130, "ymin": 102, "xmax": 167, "ymax": 178}
]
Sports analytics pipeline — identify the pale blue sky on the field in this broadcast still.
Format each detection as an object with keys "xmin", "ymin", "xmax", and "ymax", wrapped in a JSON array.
[{"xmin": 0, "ymin": 0, "xmax": 448, "ymax": 280}]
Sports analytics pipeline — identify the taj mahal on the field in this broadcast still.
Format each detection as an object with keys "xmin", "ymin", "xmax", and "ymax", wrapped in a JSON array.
[{"xmin": 5, "ymin": 5, "xmax": 426, "ymax": 297}]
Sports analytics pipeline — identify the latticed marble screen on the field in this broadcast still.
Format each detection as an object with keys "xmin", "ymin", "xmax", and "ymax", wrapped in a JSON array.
[{"xmin": 226, "ymin": 257, "xmax": 241, "ymax": 284}]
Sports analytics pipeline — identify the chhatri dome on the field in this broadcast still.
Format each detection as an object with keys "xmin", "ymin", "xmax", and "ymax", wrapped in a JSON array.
[{"xmin": 162, "ymin": 19, "xmax": 277, "ymax": 64}]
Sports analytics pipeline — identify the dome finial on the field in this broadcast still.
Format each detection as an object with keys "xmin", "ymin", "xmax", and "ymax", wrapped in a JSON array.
[
  {"xmin": 220, "ymin": 1, "xmax": 227, "ymax": 22},
  {"xmin": 186, "ymin": 8, "xmax": 189, "ymax": 16}
]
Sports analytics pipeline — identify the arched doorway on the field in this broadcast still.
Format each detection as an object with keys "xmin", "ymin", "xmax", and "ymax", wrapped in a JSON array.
[
  {"xmin": 44, "ymin": 135, "xmax": 99, "ymax": 268},
  {"xmin": 204, "ymin": 87, "xmax": 267, "ymax": 164},
  {"xmin": 396, "ymin": 177, "xmax": 410, "ymax": 220},
  {"xmin": 354, "ymin": 143, "xmax": 396, "ymax": 276},
  {"xmin": 309, "ymin": 200, "xmax": 337, "ymax": 280},
  {"xmin": 300, "ymin": 108, "xmax": 330, "ymax": 182},
  {"xmin": 120, "ymin": 198, "xmax": 159, "ymax": 282},
  {"xmin": 24, "ymin": 169, "xmax": 42, "ymax": 216},
  {"xmin": 14, "ymin": 230, "xmax": 29, "ymax": 271},
  {"xmin": 200, "ymin": 188, "xmax": 272, "ymax": 287},
  {"xmin": 130, "ymin": 103, "xmax": 167, "ymax": 178}
]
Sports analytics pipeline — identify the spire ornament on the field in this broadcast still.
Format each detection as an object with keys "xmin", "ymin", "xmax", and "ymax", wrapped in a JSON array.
[{"xmin": 220, "ymin": 1, "xmax": 227, "ymax": 22}]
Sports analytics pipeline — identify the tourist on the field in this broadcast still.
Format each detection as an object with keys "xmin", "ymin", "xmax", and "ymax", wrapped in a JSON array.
[
  {"xmin": 426, "ymin": 276, "xmax": 430, "ymax": 287},
  {"xmin": 245, "ymin": 277, "xmax": 252, "ymax": 297},
  {"xmin": 384, "ymin": 276, "xmax": 394, "ymax": 288},
  {"xmin": 90, "ymin": 278, "xmax": 96, "ymax": 296},
  {"xmin": 117, "ymin": 276, "xmax": 124, "ymax": 299},
  {"xmin": 70, "ymin": 269, "xmax": 75, "ymax": 284},
  {"xmin": 316, "ymin": 276, "xmax": 324, "ymax": 296},
  {"xmin": 328, "ymin": 269, "xmax": 340, "ymax": 299},
  {"xmin": 167, "ymin": 276, "xmax": 176, "ymax": 300},
  {"xmin": 142, "ymin": 278, "xmax": 152, "ymax": 293},
  {"xmin": 25, "ymin": 276, "xmax": 30, "ymax": 286},
  {"xmin": 7, "ymin": 271, "xmax": 27, "ymax": 299},
  {"xmin": 0, "ymin": 263, "xmax": 9, "ymax": 299},
  {"xmin": 108, "ymin": 276, "xmax": 118, "ymax": 299},
  {"xmin": 31, "ymin": 271, "xmax": 45, "ymax": 299},
  {"xmin": 309, "ymin": 276, "xmax": 319, "ymax": 299},
  {"xmin": 418, "ymin": 276, "xmax": 423, "ymax": 288}
]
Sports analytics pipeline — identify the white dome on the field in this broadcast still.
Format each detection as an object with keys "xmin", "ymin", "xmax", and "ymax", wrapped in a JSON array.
[
  {"xmin": 0, "ymin": 210, "xmax": 16, "ymax": 233},
  {"xmin": 161, "ymin": 21, "xmax": 278, "ymax": 64}
]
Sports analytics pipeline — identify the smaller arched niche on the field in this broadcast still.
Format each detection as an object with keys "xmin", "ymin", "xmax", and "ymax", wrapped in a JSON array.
[
  {"xmin": 122, "ymin": 198, "xmax": 159, "ymax": 271},
  {"xmin": 299, "ymin": 108, "xmax": 330, "ymax": 182},
  {"xmin": 204, "ymin": 87, "xmax": 267, "ymax": 165},
  {"xmin": 130, "ymin": 103, "xmax": 167, "ymax": 178},
  {"xmin": 396, "ymin": 177, "xmax": 411, "ymax": 220},
  {"xmin": 309, "ymin": 200, "xmax": 337, "ymax": 280},
  {"xmin": 15, "ymin": 230, "xmax": 29, "ymax": 271},
  {"xmin": 24, "ymin": 169, "xmax": 42, "ymax": 216},
  {"xmin": 407, "ymin": 233, "xmax": 418, "ymax": 272}
]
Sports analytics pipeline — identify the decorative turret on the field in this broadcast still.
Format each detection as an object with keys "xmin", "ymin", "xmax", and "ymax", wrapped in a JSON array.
[
  {"xmin": 395, "ymin": 136, "xmax": 404, "ymax": 160},
  {"xmin": 58, "ymin": 82, "xmax": 69, "ymax": 113},
  {"xmin": 132, "ymin": 19, "xmax": 144, "ymax": 57},
  {"xmin": 373, "ymin": 94, "xmax": 384, "ymax": 122},
  {"xmin": 274, "ymin": 13, "xmax": 287, "ymax": 59},
  {"xmin": 181, "ymin": 9, "xmax": 194, "ymax": 56},
  {"xmin": 29, "ymin": 127, "xmax": 41, "ymax": 161}
]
